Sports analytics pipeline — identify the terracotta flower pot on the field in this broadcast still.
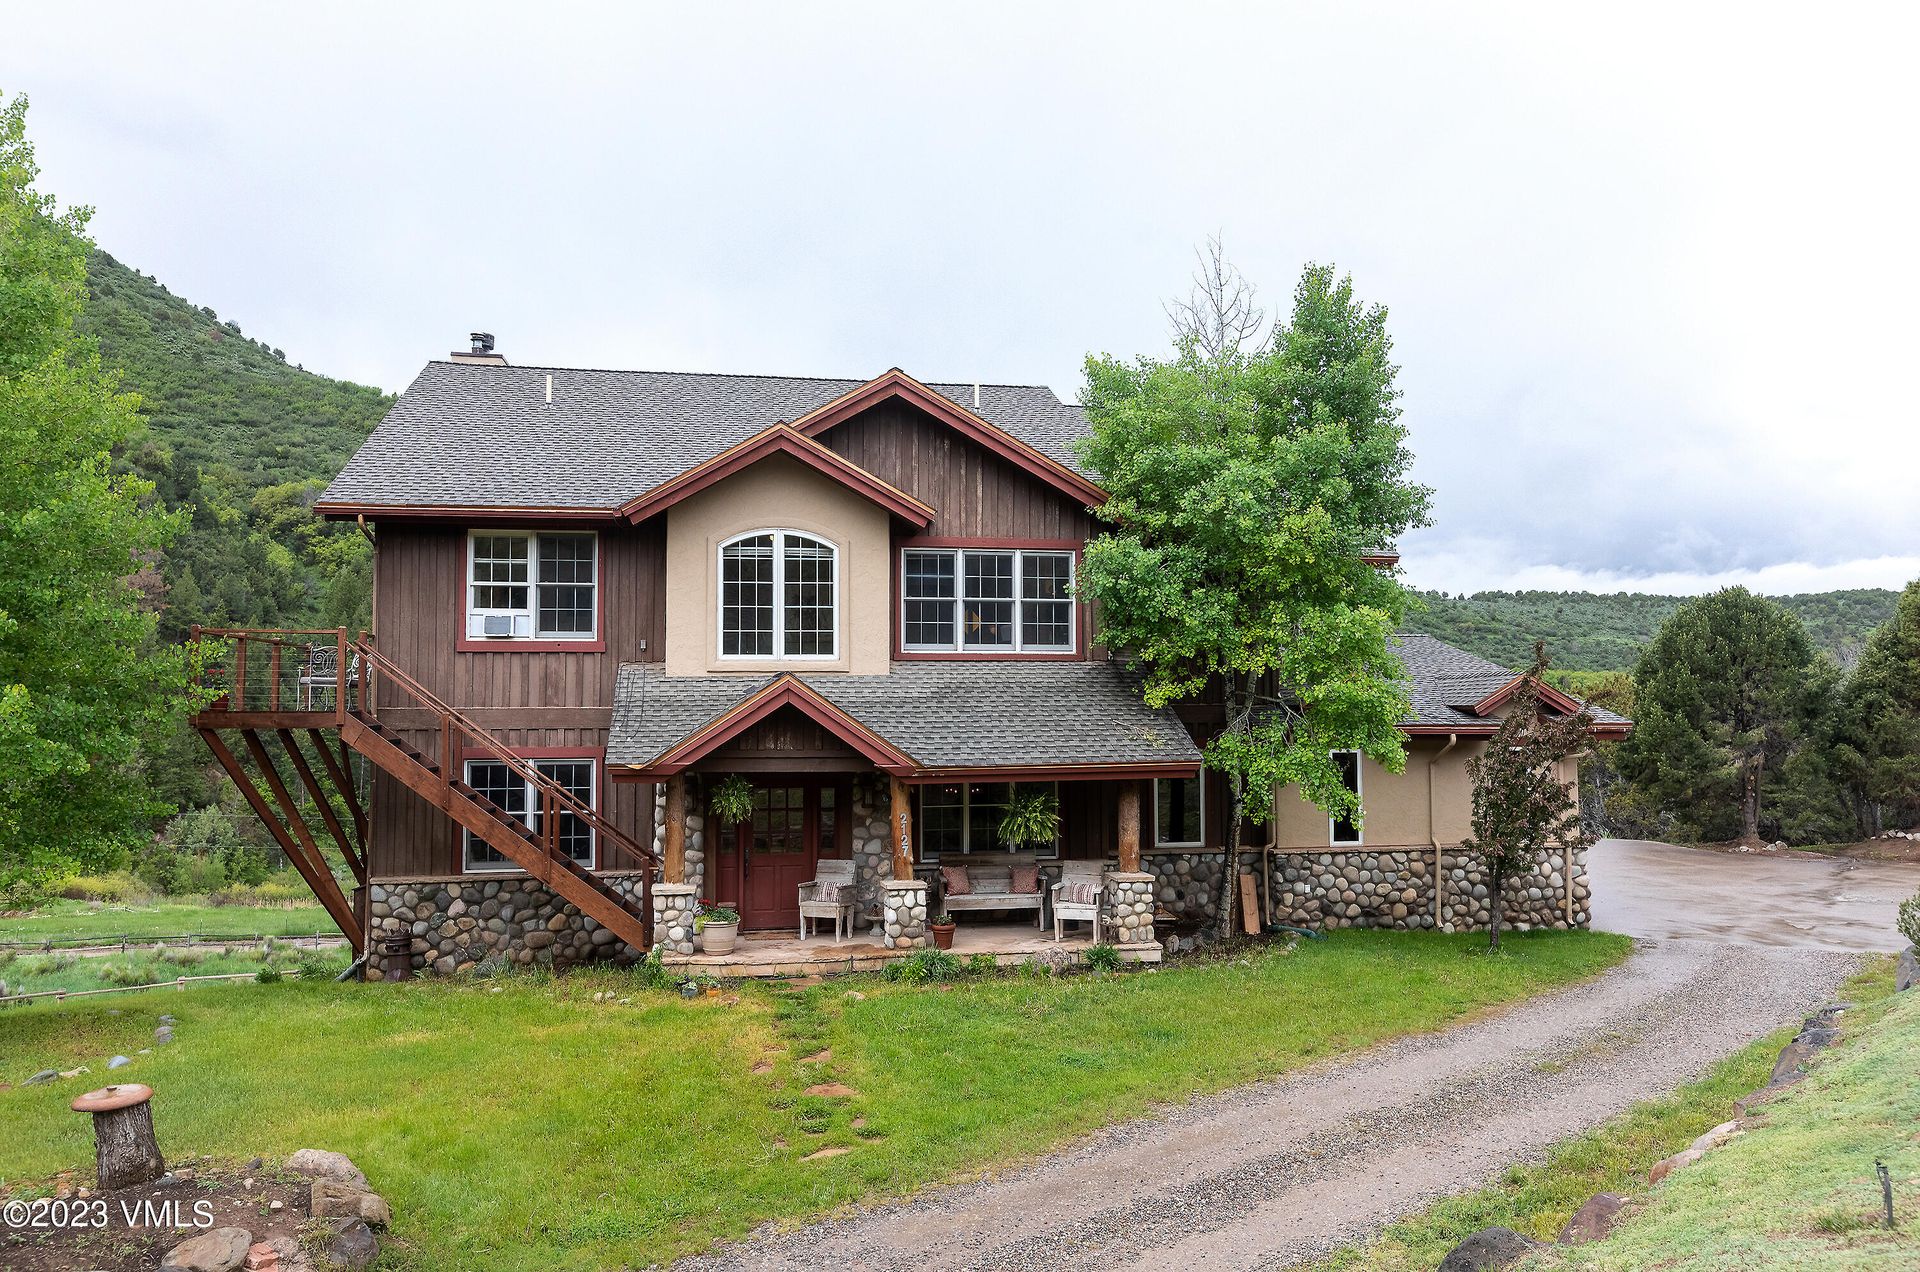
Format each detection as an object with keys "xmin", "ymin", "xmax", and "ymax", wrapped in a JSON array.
[
  {"xmin": 699, "ymin": 921, "xmax": 738, "ymax": 955},
  {"xmin": 930, "ymin": 922, "xmax": 956, "ymax": 951}
]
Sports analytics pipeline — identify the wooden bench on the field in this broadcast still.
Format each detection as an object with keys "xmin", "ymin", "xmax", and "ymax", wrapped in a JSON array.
[{"xmin": 935, "ymin": 852, "xmax": 1046, "ymax": 929}]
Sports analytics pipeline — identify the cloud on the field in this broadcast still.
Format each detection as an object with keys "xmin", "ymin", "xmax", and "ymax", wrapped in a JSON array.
[{"xmin": 1405, "ymin": 538, "xmax": 1920, "ymax": 598}]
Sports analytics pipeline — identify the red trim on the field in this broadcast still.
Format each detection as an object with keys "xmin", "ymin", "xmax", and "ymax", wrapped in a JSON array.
[
  {"xmin": 1471, "ymin": 674, "xmax": 1585, "ymax": 719},
  {"xmin": 1360, "ymin": 552, "xmax": 1400, "ymax": 568},
  {"xmin": 453, "ymin": 529, "xmax": 609, "ymax": 654},
  {"xmin": 789, "ymin": 369, "xmax": 1108, "ymax": 508},
  {"xmin": 891, "ymin": 539, "xmax": 1089, "ymax": 660},
  {"xmin": 906, "ymin": 762, "xmax": 1200, "ymax": 782},
  {"xmin": 617, "ymin": 424, "xmax": 935, "ymax": 526},
  {"xmin": 638, "ymin": 676, "xmax": 917, "ymax": 777}
]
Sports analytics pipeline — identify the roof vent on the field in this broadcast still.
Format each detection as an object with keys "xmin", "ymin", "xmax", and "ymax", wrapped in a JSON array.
[{"xmin": 448, "ymin": 331, "xmax": 508, "ymax": 366}]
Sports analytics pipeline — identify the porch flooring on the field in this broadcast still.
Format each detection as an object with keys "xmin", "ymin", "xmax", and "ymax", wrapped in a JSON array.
[{"xmin": 663, "ymin": 921, "xmax": 1161, "ymax": 978}]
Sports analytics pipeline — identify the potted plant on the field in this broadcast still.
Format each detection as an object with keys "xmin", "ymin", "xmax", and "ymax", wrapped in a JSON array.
[
  {"xmin": 695, "ymin": 903, "xmax": 739, "ymax": 955},
  {"xmin": 999, "ymin": 785, "xmax": 1062, "ymax": 851},
  {"xmin": 929, "ymin": 912, "xmax": 957, "ymax": 950},
  {"xmin": 709, "ymin": 774, "xmax": 755, "ymax": 828}
]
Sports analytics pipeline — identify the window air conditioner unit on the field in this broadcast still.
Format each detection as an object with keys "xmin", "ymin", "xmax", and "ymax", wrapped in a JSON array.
[{"xmin": 482, "ymin": 614, "xmax": 515, "ymax": 638}]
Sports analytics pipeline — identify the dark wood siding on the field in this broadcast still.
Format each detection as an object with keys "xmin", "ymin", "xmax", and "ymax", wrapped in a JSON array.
[
  {"xmin": 819, "ymin": 401, "xmax": 1096, "ymax": 542},
  {"xmin": 366, "ymin": 521, "xmax": 663, "ymax": 878}
]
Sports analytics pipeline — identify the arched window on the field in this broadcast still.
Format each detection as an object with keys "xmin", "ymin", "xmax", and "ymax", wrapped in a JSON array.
[{"xmin": 720, "ymin": 530, "xmax": 838, "ymax": 658}]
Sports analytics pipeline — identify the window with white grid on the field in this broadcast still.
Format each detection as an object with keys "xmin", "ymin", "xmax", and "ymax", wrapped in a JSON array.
[
  {"xmin": 900, "ymin": 548, "xmax": 1075, "ymax": 653},
  {"xmin": 719, "ymin": 530, "xmax": 837, "ymax": 659}
]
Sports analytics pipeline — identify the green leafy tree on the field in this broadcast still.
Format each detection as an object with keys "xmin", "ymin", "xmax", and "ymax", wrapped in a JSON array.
[
  {"xmin": 1079, "ymin": 257, "xmax": 1430, "ymax": 938},
  {"xmin": 1619, "ymin": 587, "xmax": 1821, "ymax": 843},
  {"xmin": 0, "ymin": 91, "xmax": 203, "ymax": 900},
  {"xmin": 1460, "ymin": 643, "xmax": 1594, "ymax": 950},
  {"xmin": 1834, "ymin": 580, "xmax": 1920, "ymax": 833}
]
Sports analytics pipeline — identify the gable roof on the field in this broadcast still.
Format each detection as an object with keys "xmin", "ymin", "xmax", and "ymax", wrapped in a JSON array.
[
  {"xmin": 1393, "ymin": 633, "xmax": 1632, "ymax": 736},
  {"xmin": 608, "ymin": 660, "xmax": 1204, "ymax": 779},
  {"xmin": 315, "ymin": 361, "xmax": 1094, "ymax": 516},
  {"xmin": 615, "ymin": 423, "xmax": 935, "ymax": 526}
]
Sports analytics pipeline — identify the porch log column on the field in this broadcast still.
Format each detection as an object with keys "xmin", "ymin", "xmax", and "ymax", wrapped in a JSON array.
[
  {"xmin": 663, "ymin": 775, "xmax": 688, "ymax": 886},
  {"xmin": 1117, "ymin": 782, "xmax": 1142, "ymax": 873},
  {"xmin": 888, "ymin": 776, "xmax": 914, "ymax": 881}
]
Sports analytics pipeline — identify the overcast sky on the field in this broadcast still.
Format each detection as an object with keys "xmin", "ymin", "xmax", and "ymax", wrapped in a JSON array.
[{"xmin": 9, "ymin": 3, "xmax": 1917, "ymax": 595}]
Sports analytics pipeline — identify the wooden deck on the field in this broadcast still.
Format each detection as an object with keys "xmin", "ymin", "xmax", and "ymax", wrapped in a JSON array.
[{"xmin": 664, "ymin": 921, "xmax": 1162, "ymax": 978}]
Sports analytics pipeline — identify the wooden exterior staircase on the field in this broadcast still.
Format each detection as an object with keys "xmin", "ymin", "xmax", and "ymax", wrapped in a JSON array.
[{"xmin": 189, "ymin": 628, "xmax": 654, "ymax": 954}]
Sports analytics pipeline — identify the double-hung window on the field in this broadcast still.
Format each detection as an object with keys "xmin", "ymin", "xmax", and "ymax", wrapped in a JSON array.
[
  {"xmin": 1330, "ymin": 750, "xmax": 1363, "ymax": 845},
  {"xmin": 719, "ymin": 530, "xmax": 838, "ymax": 658},
  {"xmin": 901, "ymin": 548, "xmax": 1075, "ymax": 652},
  {"xmin": 1155, "ymin": 774, "xmax": 1205, "ymax": 848},
  {"xmin": 466, "ymin": 531, "xmax": 597, "ymax": 640},
  {"xmin": 463, "ymin": 758, "xmax": 597, "ymax": 871},
  {"xmin": 918, "ymin": 781, "xmax": 1060, "ymax": 861}
]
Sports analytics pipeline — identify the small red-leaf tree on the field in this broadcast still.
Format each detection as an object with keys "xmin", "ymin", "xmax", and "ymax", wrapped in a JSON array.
[{"xmin": 1461, "ymin": 643, "xmax": 1595, "ymax": 950}]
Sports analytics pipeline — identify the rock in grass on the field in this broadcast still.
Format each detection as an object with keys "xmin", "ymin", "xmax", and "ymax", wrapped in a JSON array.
[
  {"xmin": 23, "ymin": 1069, "xmax": 58, "ymax": 1085},
  {"xmin": 1649, "ymin": 1147, "xmax": 1704, "ymax": 1183},
  {"xmin": 284, "ymin": 1148, "xmax": 367, "ymax": 1188},
  {"xmin": 322, "ymin": 1219, "xmax": 378, "ymax": 1271},
  {"xmin": 1437, "ymin": 1226, "xmax": 1545, "ymax": 1270},
  {"xmin": 160, "ymin": 1226, "xmax": 253, "ymax": 1271},
  {"xmin": 1899, "ymin": 946, "xmax": 1917, "ymax": 992},
  {"xmin": 1557, "ymin": 1192, "xmax": 1625, "ymax": 1244},
  {"xmin": 107, "ymin": 1055, "xmax": 131, "ymax": 1070},
  {"xmin": 309, "ymin": 1178, "xmax": 391, "ymax": 1228},
  {"xmin": 1688, "ymin": 1119, "xmax": 1742, "ymax": 1154}
]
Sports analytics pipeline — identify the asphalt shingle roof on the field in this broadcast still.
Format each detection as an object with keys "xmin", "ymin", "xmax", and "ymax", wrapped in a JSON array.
[
  {"xmin": 1392, "ymin": 633, "xmax": 1631, "ymax": 729},
  {"xmin": 607, "ymin": 660, "xmax": 1202, "ymax": 771},
  {"xmin": 320, "ymin": 361, "xmax": 1091, "ymax": 510}
]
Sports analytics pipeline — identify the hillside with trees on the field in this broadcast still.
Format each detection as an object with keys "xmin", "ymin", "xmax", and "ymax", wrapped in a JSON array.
[
  {"xmin": 81, "ymin": 249, "xmax": 390, "ymax": 641},
  {"xmin": 1408, "ymin": 588, "xmax": 1898, "ymax": 673}
]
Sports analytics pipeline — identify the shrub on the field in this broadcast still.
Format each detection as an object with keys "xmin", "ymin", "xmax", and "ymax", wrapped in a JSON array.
[
  {"xmin": 1084, "ymin": 943, "xmax": 1123, "ymax": 973},
  {"xmin": 255, "ymin": 966, "xmax": 284, "ymax": 983},
  {"xmin": 1898, "ymin": 889, "xmax": 1920, "ymax": 949},
  {"xmin": 97, "ymin": 961, "xmax": 151, "ymax": 987},
  {"xmin": 57, "ymin": 872, "xmax": 151, "ymax": 904},
  {"xmin": 965, "ymin": 953, "xmax": 998, "ymax": 977},
  {"xmin": 884, "ymin": 947, "xmax": 962, "ymax": 984},
  {"xmin": 629, "ymin": 949, "xmax": 670, "ymax": 990}
]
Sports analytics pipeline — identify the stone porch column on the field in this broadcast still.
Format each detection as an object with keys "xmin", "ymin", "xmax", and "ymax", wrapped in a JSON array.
[
  {"xmin": 881, "ymin": 879, "xmax": 928, "ymax": 950},
  {"xmin": 1106, "ymin": 781, "xmax": 1158, "ymax": 948},
  {"xmin": 888, "ymin": 776, "xmax": 914, "ymax": 880},
  {"xmin": 652, "ymin": 883, "xmax": 697, "ymax": 956}
]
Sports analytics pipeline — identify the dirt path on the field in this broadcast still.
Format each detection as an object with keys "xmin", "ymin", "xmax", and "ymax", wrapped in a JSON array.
[{"xmin": 676, "ymin": 939, "xmax": 1861, "ymax": 1271}]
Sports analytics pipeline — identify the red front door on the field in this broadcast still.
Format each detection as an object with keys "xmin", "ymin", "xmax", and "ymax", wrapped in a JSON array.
[{"xmin": 739, "ymin": 785, "xmax": 821, "ymax": 931}]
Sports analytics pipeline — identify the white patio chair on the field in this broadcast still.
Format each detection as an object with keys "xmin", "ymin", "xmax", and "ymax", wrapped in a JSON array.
[
  {"xmin": 798, "ymin": 859, "xmax": 857, "ymax": 941},
  {"xmin": 1051, "ymin": 860, "xmax": 1104, "ymax": 942}
]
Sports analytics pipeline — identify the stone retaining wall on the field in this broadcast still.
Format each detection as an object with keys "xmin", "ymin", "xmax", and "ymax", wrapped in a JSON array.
[
  {"xmin": 369, "ymin": 874, "xmax": 650, "ymax": 976},
  {"xmin": 1271, "ymin": 845, "xmax": 1589, "ymax": 931}
]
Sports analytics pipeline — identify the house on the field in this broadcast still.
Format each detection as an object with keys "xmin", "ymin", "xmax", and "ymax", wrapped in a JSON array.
[{"xmin": 189, "ymin": 337, "xmax": 1628, "ymax": 975}]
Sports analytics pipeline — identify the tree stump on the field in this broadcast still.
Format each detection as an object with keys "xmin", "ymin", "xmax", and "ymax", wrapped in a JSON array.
[{"xmin": 72, "ymin": 1084, "xmax": 164, "ymax": 1190}]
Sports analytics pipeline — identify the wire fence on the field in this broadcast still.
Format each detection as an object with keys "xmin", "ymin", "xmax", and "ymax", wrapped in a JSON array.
[
  {"xmin": 0, "ymin": 968, "xmax": 317, "ymax": 1008},
  {"xmin": 0, "ymin": 930, "xmax": 346, "ymax": 953}
]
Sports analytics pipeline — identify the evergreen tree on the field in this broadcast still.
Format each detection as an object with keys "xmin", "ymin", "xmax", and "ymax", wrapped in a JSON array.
[
  {"xmin": 1835, "ymin": 580, "xmax": 1920, "ymax": 832},
  {"xmin": 1619, "ymin": 587, "xmax": 1820, "ymax": 842}
]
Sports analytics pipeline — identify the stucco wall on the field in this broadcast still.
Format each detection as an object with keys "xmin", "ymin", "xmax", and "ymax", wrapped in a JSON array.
[
  {"xmin": 1269, "ymin": 738, "xmax": 1579, "ymax": 852},
  {"xmin": 664, "ymin": 454, "xmax": 891, "ymax": 676}
]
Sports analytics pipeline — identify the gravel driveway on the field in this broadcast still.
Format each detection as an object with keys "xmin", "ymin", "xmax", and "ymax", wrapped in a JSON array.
[{"xmin": 679, "ymin": 841, "xmax": 1901, "ymax": 1271}]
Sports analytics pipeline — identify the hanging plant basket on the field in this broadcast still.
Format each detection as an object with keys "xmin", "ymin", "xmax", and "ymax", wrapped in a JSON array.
[{"xmin": 709, "ymin": 774, "xmax": 755, "ymax": 827}]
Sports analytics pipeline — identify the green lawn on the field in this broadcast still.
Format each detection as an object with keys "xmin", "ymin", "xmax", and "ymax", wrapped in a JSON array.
[
  {"xmin": 0, "ymin": 943, "xmax": 347, "ymax": 997},
  {"xmin": 1315, "ymin": 960, "xmax": 1910, "ymax": 1271},
  {"xmin": 0, "ymin": 898, "xmax": 338, "ymax": 945},
  {"xmin": 0, "ymin": 929, "xmax": 1629, "ymax": 1271}
]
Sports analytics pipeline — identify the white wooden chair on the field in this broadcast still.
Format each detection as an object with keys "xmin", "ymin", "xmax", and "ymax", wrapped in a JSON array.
[
  {"xmin": 798, "ymin": 859, "xmax": 857, "ymax": 941},
  {"xmin": 1051, "ymin": 860, "xmax": 1104, "ymax": 942}
]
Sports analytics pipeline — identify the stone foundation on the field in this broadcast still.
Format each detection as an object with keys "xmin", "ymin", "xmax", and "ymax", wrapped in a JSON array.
[
  {"xmin": 1144, "ymin": 852, "xmax": 1230, "ymax": 922},
  {"xmin": 1271, "ymin": 845, "xmax": 1589, "ymax": 932},
  {"xmin": 369, "ymin": 874, "xmax": 649, "ymax": 976},
  {"xmin": 652, "ymin": 883, "xmax": 697, "ymax": 955},
  {"xmin": 881, "ymin": 879, "xmax": 929, "ymax": 949}
]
